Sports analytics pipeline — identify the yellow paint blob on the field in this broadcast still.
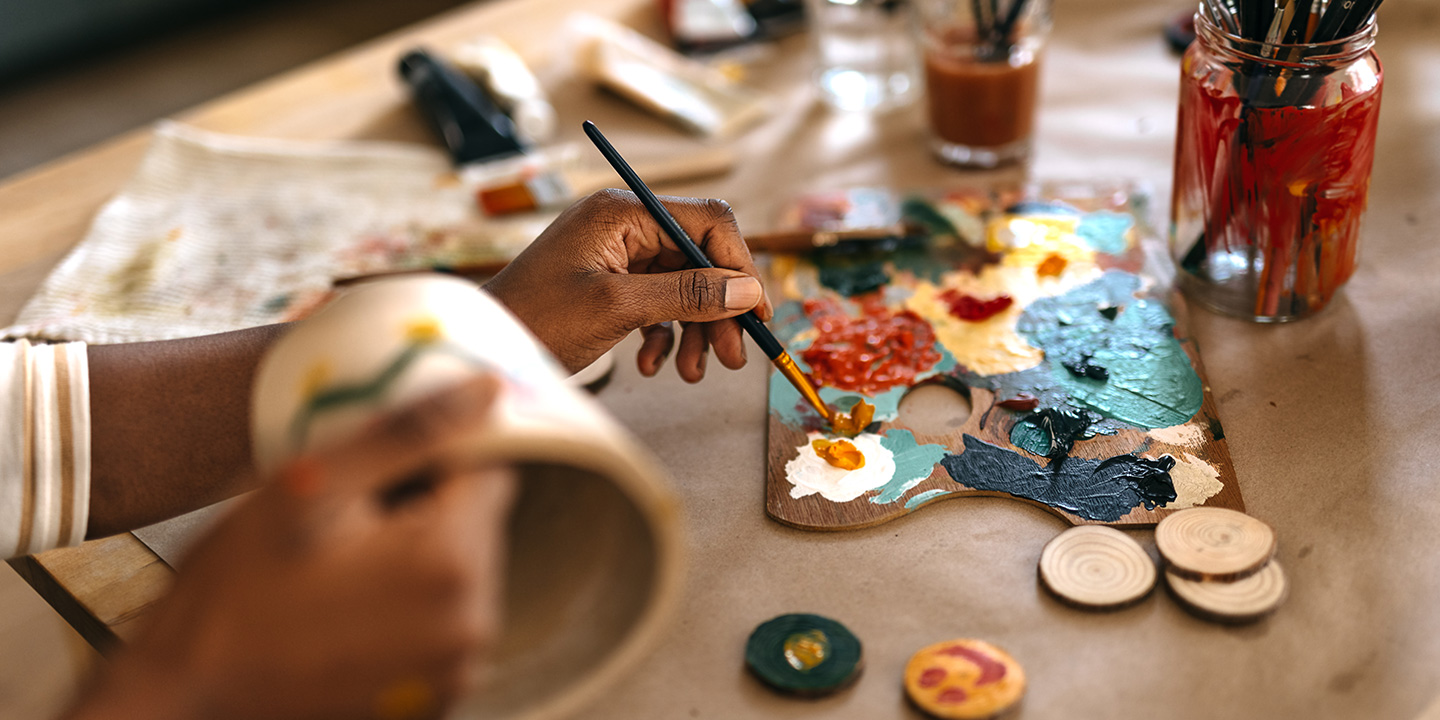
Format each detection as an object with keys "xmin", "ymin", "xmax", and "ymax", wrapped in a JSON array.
[
  {"xmin": 403, "ymin": 316, "xmax": 444, "ymax": 344},
  {"xmin": 990, "ymin": 216, "xmax": 1098, "ymax": 274},
  {"xmin": 906, "ymin": 277, "xmax": 1044, "ymax": 376},
  {"xmin": 830, "ymin": 398, "xmax": 875, "ymax": 436},
  {"xmin": 811, "ymin": 438, "xmax": 866, "ymax": 471},
  {"xmin": 784, "ymin": 629, "xmax": 830, "ymax": 671}
]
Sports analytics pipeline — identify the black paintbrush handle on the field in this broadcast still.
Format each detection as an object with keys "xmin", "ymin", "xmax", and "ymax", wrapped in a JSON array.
[
  {"xmin": 582, "ymin": 121, "xmax": 785, "ymax": 360},
  {"xmin": 1313, "ymin": 0, "xmax": 1377, "ymax": 42}
]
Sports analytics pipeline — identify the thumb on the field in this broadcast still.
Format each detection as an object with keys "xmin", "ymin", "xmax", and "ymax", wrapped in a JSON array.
[{"xmin": 609, "ymin": 269, "xmax": 765, "ymax": 327}]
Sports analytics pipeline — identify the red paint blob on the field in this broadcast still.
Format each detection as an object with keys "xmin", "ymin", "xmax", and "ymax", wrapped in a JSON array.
[
  {"xmin": 938, "ymin": 289, "xmax": 1014, "ymax": 322},
  {"xmin": 937, "ymin": 687, "xmax": 970, "ymax": 704},
  {"xmin": 997, "ymin": 394, "xmax": 1039, "ymax": 411},
  {"xmin": 800, "ymin": 295, "xmax": 942, "ymax": 395},
  {"xmin": 919, "ymin": 667, "xmax": 947, "ymax": 688},
  {"xmin": 939, "ymin": 644, "xmax": 1008, "ymax": 685}
]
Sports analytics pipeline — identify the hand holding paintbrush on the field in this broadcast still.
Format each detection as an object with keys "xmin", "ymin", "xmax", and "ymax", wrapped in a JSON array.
[{"xmin": 582, "ymin": 120, "xmax": 870, "ymax": 433}]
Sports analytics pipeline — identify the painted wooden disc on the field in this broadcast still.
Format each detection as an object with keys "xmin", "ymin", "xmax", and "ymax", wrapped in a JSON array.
[
  {"xmin": 1166, "ymin": 560, "xmax": 1288, "ymax": 623},
  {"xmin": 1038, "ymin": 526, "xmax": 1156, "ymax": 609},
  {"xmin": 1155, "ymin": 507, "xmax": 1276, "ymax": 580},
  {"xmin": 904, "ymin": 639, "xmax": 1025, "ymax": 719},
  {"xmin": 744, "ymin": 614, "xmax": 862, "ymax": 696}
]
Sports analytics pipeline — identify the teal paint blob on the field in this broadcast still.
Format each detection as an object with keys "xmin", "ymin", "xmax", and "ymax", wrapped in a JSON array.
[
  {"xmin": 1017, "ymin": 272, "xmax": 1203, "ymax": 430},
  {"xmin": 1076, "ymin": 211, "xmax": 1134, "ymax": 255},
  {"xmin": 870, "ymin": 429, "xmax": 949, "ymax": 504},
  {"xmin": 1008, "ymin": 407, "xmax": 1101, "ymax": 458},
  {"xmin": 905, "ymin": 488, "xmax": 955, "ymax": 510}
]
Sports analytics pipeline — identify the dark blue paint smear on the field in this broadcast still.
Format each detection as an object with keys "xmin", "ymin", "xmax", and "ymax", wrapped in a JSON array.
[{"xmin": 941, "ymin": 435, "xmax": 1177, "ymax": 522}]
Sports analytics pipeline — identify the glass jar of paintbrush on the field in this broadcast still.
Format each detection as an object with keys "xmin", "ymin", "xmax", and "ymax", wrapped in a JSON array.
[
  {"xmin": 912, "ymin": 0, "xmax": 1052, "ymax": 168},
  {"xmin": 1170, "ymin": 1, "xmax": 1383, "ymax": 322}
]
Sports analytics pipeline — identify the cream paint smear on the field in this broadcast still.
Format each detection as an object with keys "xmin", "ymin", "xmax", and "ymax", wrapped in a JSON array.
[
  {"xmin": 1150, "ymin": 423, "xmax": 1206, "ymax": 449},
  {"xmin": 1167, "ymin": 452, "xmax": 1225, "ymax": 509},
  {"xmin": 786, "ymin": 432, "xmax": 897, "ymax": 502}
]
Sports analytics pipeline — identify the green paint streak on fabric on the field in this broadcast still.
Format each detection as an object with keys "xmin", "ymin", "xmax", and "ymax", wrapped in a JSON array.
[
  {"xmin": 288, "ymin": 340, "xmax": 491, "ymax": 449},
  {"xmin": 1076, "ymin": 211, "xmax": 1134, "ymax": 255},
  {"xmin": 904, "ymin": 488, "xmax": 954, "ymax": 510},
  {"xmin": 870, "ymin": 429, "xmax": 949, "ymax": 504},
  {"xmin": 1017, "ymin": 272, "xmax": 1203, "ymax": 429}
]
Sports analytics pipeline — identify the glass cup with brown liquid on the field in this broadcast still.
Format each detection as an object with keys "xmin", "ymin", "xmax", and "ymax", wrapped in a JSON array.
[{"xmin": 914, "ymin": 0, "xmax": 1052, "ymax": 167}]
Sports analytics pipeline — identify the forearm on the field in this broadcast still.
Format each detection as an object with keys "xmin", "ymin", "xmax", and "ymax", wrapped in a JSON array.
[{"xmin": 85, "ymin": 324, "xmax": 290, "ymax": 537}]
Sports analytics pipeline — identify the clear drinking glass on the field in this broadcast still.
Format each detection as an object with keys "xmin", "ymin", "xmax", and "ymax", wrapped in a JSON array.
[
  {"xmin": 806, "ymin": 0, "xmax": 922, "ymax": 112},
  {"xmin": 913, "ymin": 0, "xmax": 1052, "ymax": 167},
  {"xmin": 1170, "ymin": 13, "xmax": 1382, "ymax": 322}
]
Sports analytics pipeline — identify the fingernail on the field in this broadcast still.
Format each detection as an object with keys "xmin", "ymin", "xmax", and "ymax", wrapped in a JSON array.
[{"xmin": 725, "ymin": 277, "xmax": 763, "ymax": 311}]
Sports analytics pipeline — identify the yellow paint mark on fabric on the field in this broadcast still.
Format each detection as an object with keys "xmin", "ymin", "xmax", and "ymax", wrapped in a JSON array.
[
  {"xmin": 1168, "ymin": 452, "xmax": 1224, "ymax": 509},
  {"xmin": 404, "ymin": 317, "xmax": 444, "ymax": 344},
  {"xmin": 301, "ymin": 360, "xmax": 333, "ymax": 400}
]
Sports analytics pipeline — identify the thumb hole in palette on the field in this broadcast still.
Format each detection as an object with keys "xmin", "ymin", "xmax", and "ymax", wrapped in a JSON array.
[{"xmin": 896, "ymin": 381, "xmax": 973, "ymax": 436}]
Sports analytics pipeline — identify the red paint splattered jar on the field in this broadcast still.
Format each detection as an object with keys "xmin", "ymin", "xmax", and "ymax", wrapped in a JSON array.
[{"xmin": 1169, "ymin": 13, "xmax": 1382, "ymax": 322}]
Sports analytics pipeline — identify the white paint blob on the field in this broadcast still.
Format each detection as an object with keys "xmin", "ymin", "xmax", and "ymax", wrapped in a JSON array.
[{"xmin": 785, "ymin": 432, "xmax": 897, "ymax": 502}]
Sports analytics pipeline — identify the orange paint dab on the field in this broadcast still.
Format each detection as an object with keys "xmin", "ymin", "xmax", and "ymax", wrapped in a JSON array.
[
  {"xmin": 1036, "ymin": 253, "xmax": 1067, "ymax": 278},
  {"xmin": 811, "ymin": 438, "xmax": 866, "ymax": 471}
]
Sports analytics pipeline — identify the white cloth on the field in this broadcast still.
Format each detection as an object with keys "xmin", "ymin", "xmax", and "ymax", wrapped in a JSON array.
[
  {"xmin": 0, "ymin": 340, "xmax": 90, "ymax": 558},
  {"xmin": 0, "ymin": 122, "xmax": 549, "ymax": 344}
]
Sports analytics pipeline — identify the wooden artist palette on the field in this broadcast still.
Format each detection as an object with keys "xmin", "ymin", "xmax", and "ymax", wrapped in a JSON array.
[{"xmin": 764, "ymin": 185, "xmax": 1245, "ymax": 530}]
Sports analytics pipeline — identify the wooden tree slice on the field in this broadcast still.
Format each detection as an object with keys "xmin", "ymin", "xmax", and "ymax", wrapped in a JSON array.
[
  {"xmin": 904, "ymin": 639, "xmax": 1026, "ymax": 719},
  {"xmin": 1165, "ymin": 560, "xmax": 1288, "ymax": 623},
  {"xmin": 1154, "ymin": 507, "xmax": 1276, "ymax": 580},
  {"xmin": 744, "ymin": 613, "xmax": 863, "ymax": 697},
  {"xmin": 1038, "ymin": 526, "xmax": 1157, "ymax": 610}
]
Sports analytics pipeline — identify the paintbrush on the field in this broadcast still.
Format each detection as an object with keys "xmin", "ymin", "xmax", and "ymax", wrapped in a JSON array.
[{"xmin": 582, "ymin": 120, "xmax": 842, "ymax": 428}]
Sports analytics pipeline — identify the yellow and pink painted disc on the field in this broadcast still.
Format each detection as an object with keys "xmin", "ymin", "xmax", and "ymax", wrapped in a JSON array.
[{"xmin": 904, "ymin": 639, "xmax": 1025, "ymax": 719}]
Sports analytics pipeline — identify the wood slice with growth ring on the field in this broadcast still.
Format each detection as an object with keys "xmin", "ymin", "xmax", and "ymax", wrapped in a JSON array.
[
  {"xmin": 1165, "ymin": 560, "xmax": 1288, "ymax": 623},
  {"xmin": 1038, "ymin": 526, "xmax": 1156, "ymax": 610},
  {"xmin": 1155, "ymin": 507, "xmax": 1276, "ymax": 580},
  {"xmin": 744, "ymin": 613, "xmax": 863, "ymax": 696},
  {"xmin": 904, "ymin": 639, "xmax": 1025, "ymax": 719}
]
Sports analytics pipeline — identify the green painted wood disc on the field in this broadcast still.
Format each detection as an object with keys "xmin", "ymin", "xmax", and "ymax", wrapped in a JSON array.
[{"xmin": 745, "ymin": 613, "xmax": 863, "ymax": 696}]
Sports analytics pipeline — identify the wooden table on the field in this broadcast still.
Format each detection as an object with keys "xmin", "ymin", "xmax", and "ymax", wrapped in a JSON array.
[{"xmin": 3, "ymin": 0, "xmax": 1439, "ymax": 716}]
